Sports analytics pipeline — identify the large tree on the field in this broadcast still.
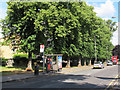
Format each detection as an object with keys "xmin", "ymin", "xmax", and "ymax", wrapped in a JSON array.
[{"xmin": 1, "ymin": 2, "xmax": 46, "ymax": 70}]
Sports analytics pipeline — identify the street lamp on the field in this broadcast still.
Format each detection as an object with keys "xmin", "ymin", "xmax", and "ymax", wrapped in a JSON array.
[{"xmin": 111, "ymin": 16, "xmax": 120, "ymax": 60}]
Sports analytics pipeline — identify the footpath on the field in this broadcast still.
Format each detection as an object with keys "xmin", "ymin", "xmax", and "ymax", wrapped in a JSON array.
[{"xmin": 1, "ymin": 65, "xmax": 93, "ymax": 83}]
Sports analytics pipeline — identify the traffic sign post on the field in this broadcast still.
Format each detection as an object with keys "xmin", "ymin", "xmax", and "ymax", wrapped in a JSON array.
[{"xmin": 40, "ymin": 45, "xmax": 45, "ymax": 73}]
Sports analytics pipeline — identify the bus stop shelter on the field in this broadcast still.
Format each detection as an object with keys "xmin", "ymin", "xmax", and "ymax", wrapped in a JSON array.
[{"xmin": 45, "ymin": 54, "xmax": 63, "ymax": 72}]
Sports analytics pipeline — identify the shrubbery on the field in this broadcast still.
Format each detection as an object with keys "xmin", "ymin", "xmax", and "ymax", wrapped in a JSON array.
[
  {"xmin": 13, "ymin": 53, "xmax": 36, "ymax": 66},
  {"xmin": 13, "ymin": 53, "xmax": 28, "ymax": 66},
  {"xmin": 1, "ymin": 57, "xmax": 8, "ymax": 66}
]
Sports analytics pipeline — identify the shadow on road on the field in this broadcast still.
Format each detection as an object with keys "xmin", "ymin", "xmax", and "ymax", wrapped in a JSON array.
[{"xmin": 2, "ymin": 72, "xmax": 107, "ymax": 89}]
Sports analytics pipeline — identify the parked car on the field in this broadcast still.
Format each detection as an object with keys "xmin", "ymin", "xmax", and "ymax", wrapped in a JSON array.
[
  {"xmin": 107, "ymin": 61, "xmax": 113, "ymax": 66},
  {"xmin": 93, "ymin": 61, "xmax": 104, "ymax": 69}
]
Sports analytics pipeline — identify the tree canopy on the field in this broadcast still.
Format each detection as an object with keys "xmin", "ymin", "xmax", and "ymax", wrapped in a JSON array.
[{"xmin": 1, "ymin": 1, "xmax": 117, "ymax": 68}]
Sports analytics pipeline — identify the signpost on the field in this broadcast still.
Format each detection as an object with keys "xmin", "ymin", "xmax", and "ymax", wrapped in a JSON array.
[{"xmin": 40, "ymin": 45, "xmax": 45, "ymax": 73}]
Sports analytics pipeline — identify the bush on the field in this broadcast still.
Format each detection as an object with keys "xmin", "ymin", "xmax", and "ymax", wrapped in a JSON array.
[
  {"xmin": 1, "ymin": 57, "xmax": 8, "ymax": 66},
  {"xmin": 13, "ymin": 53, "xmax": 28, "ymax": 66},
  {"xmin": 13, "ymin": 53, "xmax": 36, "ymax": 66}
]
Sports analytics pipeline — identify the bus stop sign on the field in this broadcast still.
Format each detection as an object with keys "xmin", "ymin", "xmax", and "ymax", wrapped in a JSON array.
[{"xmin": 40, "ymin": 45, "xmax": 44, "ymax": 53}]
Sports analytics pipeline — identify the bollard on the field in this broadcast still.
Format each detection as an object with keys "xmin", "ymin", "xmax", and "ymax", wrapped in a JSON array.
[{"xmin": 34, "ymin": 65, "xmax": 39, "ymax": 75}]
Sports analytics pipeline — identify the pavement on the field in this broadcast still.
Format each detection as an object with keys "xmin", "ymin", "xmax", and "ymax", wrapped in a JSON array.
[{"xmin": 1, "ymin": 65, "xmax": 93, "ymax": 83}]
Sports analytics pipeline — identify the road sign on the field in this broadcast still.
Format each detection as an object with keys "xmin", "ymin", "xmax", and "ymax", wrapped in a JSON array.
[{"xmin": 40, "ymin": 45, "xmax": 44, "ymax": 53}]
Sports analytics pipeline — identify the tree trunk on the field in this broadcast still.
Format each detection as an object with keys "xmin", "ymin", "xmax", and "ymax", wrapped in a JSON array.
[
  {"xmin": 78, "ymin": 57, "xmax": 81, "ymax": 67},
  {"xmin": 66, "ymin": 57, "xmax": 70, "ymax": 68},
  {"xmin": 84, "ymin": 59, "xmax": 86, "ymax": 66},
  {"xmin": 27, "ymin": 52, "xmax": 32, "ymax": 70},
  {"xmin": 89, "ymin": 59, "xmax": 91, "ymax": 66}
]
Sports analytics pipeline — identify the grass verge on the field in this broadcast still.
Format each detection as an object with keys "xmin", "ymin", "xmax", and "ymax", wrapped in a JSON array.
[
  {"xmin": 0, "ymin": 66, "xmax": 28, "ymax": 76},
  {"xmin": 0, "ymin": 66, "xmax": 45, "ymax": 76}
]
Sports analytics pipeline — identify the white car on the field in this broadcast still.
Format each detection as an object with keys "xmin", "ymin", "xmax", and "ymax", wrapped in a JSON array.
[
  {"xmin": 93, "ymin": 61, "xmax": 104, "ymax": 69},
  {"xmin": 107, "ymin": 61, "xmax": 113, "ymax": 66}
]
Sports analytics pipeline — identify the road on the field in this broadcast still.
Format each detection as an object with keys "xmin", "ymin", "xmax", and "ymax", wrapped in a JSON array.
[{"xmin": 2, "ymin": 64, "xmax": 119, "ymax": 89}]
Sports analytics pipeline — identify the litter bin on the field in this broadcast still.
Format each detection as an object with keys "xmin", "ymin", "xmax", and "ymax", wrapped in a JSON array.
[{"xmin": 34, "ymin": 65, "xmax": 39, "ymax": 75}]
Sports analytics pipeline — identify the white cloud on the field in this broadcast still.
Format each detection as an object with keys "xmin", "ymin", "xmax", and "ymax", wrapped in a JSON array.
[
  {"xmin": 84, "ymin": 0, "xmax": 118, "ymax": 2},
  {"xmin": 111, "ymin": 30, "xmax": 118, "ymax": 46},
  {"xmin": 86, "ymin": 2, "xmax": 92, "ymax": 6},
  {"xmin": 0, "ymin": 8, "xmax": 7, "ymax": 20},
  {"xmin": 110, "ymin": 22, "xmax": 118, "ymax": 46},
  {"xmin": 102, "ymin": 18, "xmax": 111, "ymax": 21},
  {"xmin": 93, "ymin": 0, "xmax": 115, "ymax": 18},
  {"xmin": 86, "ymin": 2, "xmax": 100, "ymax": 7}
]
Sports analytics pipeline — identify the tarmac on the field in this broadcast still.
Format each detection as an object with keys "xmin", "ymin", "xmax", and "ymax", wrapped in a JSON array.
[
  {"xmin": 1, "ymin": 65, "xmax": 94, "ymax": 83},
  {"xmin": 1, "ymin": 65, "xmax": 120, "ymax": 90}
]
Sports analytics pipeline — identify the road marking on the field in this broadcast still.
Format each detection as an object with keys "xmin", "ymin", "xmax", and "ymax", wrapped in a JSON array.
[
  {"xmin": 105, "ymin": 67, "xmax": 120, "ymax": 90},
  {"xmin": 105, "ymin": 74, "xmax": 118, "ymax": 90}
]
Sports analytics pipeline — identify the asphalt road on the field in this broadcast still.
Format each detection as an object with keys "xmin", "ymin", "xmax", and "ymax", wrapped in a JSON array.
[{"xmin": 2, "ymin": 64, "xmax": 119, "ymax": 89}]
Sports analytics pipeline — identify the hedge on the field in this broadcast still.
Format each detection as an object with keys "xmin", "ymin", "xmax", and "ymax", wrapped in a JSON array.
[
  {"xmin": 1, "ymin": 57, "xmax": 8, "ymax": 66},
  {"xmin": 13, "ymin": 53, "xmax": 36, "ymax": 66}
]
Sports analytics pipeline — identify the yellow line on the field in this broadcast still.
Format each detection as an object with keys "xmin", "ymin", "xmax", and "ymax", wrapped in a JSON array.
[{"xmin": 105, "ymin": 74, "xmax": 118, "ymax": 90}]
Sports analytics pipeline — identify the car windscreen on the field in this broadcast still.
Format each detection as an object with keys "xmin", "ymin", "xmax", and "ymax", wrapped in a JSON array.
[
  {"xmin": 94, "ymin": 62, "xmax": 100, "ymax": 64},
  {"xmin": 113, "ymin": 60, "xmax": 116, "ymax": 62}
]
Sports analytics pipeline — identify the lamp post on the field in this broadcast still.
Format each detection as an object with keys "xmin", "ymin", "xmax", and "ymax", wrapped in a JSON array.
[
  {"xmin": 111, "ymin": 16, "xmax": 120, "ymax": 60},
  {"xmin": 94, "ymin": 34, "xmax": 97, "ymax": 62}
]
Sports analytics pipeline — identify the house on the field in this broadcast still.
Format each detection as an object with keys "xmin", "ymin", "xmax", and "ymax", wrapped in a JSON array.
[{"xmin": 0, "ymin": 38, "xmax": 13, "ymax": 59}]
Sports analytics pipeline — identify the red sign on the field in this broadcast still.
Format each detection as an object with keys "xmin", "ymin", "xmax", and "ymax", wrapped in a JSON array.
[
  {"xmin": 40, "ymin": 45, "xmax": 44, "ymax": 48},
  {"xmin": 40, "ymin": 45, "xmax": 44, "ymax": 52}
]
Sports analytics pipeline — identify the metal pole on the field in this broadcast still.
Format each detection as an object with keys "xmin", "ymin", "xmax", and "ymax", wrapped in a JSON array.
[
  {"xmin": 56, "ymin": 55, "xmax": 58, "ymax": 71},
  {"xmin": 107, "ymin": 47, "xmax": 108, "ymax": 61},
  {"xmin": 43, "ymin": 51, "xmax": 45, "ymax": 73},
  {"xmin": 94, "ymin": 35, "xmax": 97, "ymax": 62}
]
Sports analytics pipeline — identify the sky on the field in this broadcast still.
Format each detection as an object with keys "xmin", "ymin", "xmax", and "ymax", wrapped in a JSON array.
[{"xmin": 0, "ymin": 0, "xmax": 119, "ymax": 46}]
